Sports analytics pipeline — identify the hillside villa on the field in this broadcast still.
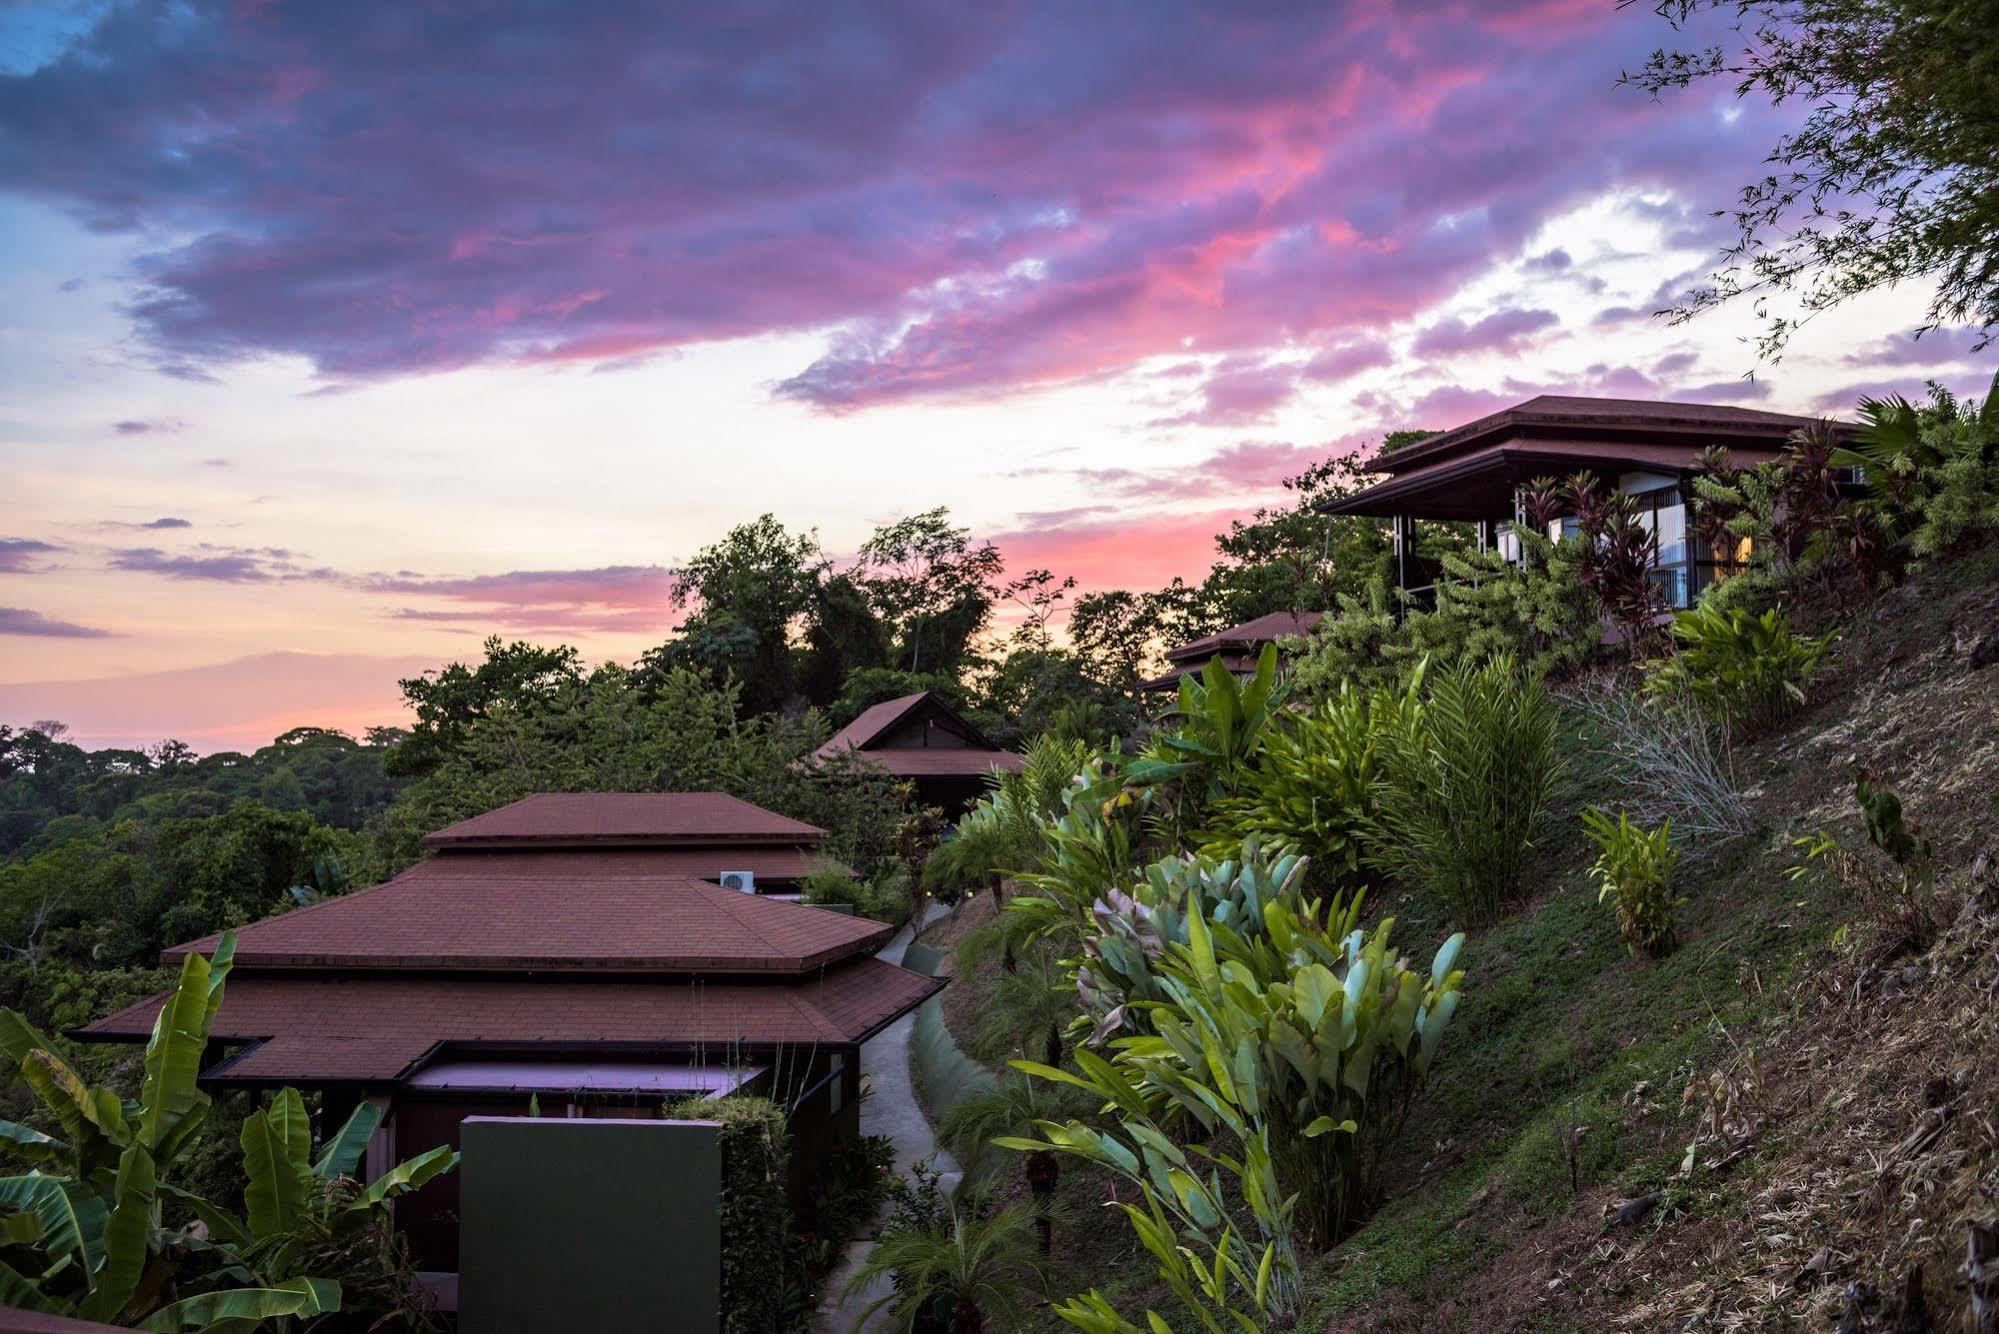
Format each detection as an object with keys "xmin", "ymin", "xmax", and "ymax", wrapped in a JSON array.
[
  {"xmin": 1319, "ymin": 395, "xmax": 1844, "ymax": 611},
  {"xmin": 1140, "ymin": 611, "xmax": 1326, "ymax": 693},
  {"xmin": 812, "ymin": 690, "xmax": 1024, "ymax": 813},
  {"xmin": 74, "ymin": 792, "xmax": 942, "ymax": 1289}
]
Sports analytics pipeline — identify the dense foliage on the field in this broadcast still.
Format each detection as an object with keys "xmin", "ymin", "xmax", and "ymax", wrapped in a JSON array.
[{"xmin": 0, "ymin": 938, "xmax": 456, "ymax": 1329}]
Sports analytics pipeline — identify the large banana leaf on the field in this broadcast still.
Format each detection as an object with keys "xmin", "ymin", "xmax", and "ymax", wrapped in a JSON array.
[
  {"xmin": 349, "ymin": 1143, "xmax": 457, "ymax": 1212},
  {"xmin": 312, "ymin": 1100, "xmax": 385, "ymax": 1180},
  {"xmin": 138, "ymin": 938, "xmax": 233, "ymax": 1160},
  {"xmin": 0, "ymin": 1118, "xmax": 67, "ymax": 1168},
  {"xmin": 79, "ymin": 1143, "xmax": 157, "ymax": 1323},
  {"xmin": 137, "ymin": 1275, "xmax": 340, "ymax": 1331},
  {"xmin": 0, "ymin": 1210, "xmax": 44, "ymax": 1246},
  {"xmin": 0, "ymin": 1256, "xmax": 61, "ymax": 1313},
  {"xmin": 239, "ymin": 1099, "xmax": 309, "ymax": 1239},
  {"xmin": 156, "ymin": 1183, "xmax": 247, "ymax": 1246},
  {"xmin": 0, "ymin": 1174, "xmax": 106, "ymax": 1275}
]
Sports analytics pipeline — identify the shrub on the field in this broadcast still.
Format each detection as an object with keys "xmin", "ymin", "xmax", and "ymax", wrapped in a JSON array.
[
  {"xmin": 1843, "ymin": 370, "xmax": 1999, "ymax": 564},
  {"xmin": 1290, "ymin": 534, "xmax": 1599, "ymax": 698},
  {"xmin": 1582, "ymin": 807, "xmax": 1681, "ymax": 957},
  {"xmin": 1368, "ymin": 655, "xmax": 1564, "ymax": 926},
  {"xmin": 1788, "ymin": 769, "xmax": 1943, "ymax": 959},
  {"xmin": 1073, "ymin": 838, "xmax": 1316, "ymax": 1041},
  {"xmin": 669, "ymin": 1093, "xmax": 793, "ymax": 1334},
  {"xmin": 1202, "ymin": 673, "xmax": 1423, "ymax": 891},
  {"xmin": 801, "ymin": 863, "xmax": 911, "ymax": 927},
  {"xmin": 1006, "ymin": 902, "xmax": 1467, "ymax": 1325},
  {"xmin": 1645, "ymin": 602, "xmax": 1827, "ymax": 731},
  {"xmin": 847, "ymin": 1181, "xmax": 1060, "ymax": 1333}
]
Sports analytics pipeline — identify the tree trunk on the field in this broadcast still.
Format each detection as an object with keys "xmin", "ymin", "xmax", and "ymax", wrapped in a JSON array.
[
  {"xmin": 950, "ymin": 1293, "xmax": 983, "ymax": 1334},
  {"xmin": 1043, "ymin": 1020, "xmax": 1062, "ymax": 1068}
]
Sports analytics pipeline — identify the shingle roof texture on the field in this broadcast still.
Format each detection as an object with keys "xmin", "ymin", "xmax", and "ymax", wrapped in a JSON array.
[
  {"xmin": 81, "ymin": 961, "xmax": 944, "ymax": 1082},
  {"xmin": 162, "ymin": 849, "xmax": 890, "ymax": 974},
  {"xmin": 421, "ymin": 791, "xmax": 827, "ymax": 849}
]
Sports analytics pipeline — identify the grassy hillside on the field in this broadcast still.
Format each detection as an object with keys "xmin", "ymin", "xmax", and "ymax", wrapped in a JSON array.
[{"xmin": 927, "ymin": 544, "xmax": 1999, "ymax": 1331}]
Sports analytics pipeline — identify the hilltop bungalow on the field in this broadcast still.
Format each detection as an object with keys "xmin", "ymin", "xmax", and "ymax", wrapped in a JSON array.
[
  {"xmin": 75, "ymin": 792, "xmax": 942, "ymax": 1281},
  {"xmin": 1139, "ymin": 611, "xmax": 1325, "ymax": 693},
  {"xmin": 812, "ymin": 691, "xmax": 1023, "ymax": 813},
  {"xmin": 1319, "ymin": 395, "xmax": 1840, "ymax": 610}
]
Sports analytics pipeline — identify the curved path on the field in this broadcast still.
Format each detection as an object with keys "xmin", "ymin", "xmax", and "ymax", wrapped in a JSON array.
[{"xmin": 814, "ymin": 904, "xmax": 960, "ymax": 1332}]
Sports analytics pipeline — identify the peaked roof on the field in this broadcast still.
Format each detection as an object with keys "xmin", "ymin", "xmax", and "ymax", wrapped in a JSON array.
[
  {"xmin": 162, "ymin": 849, "xmax": 891, "ymax": 975},
  {"xmin": 814, "ymin": 691, "xmax": 1004, "ymax": 757},
  {"xmin": 1165, "ymin": 611, "xmax": 1324, "ymax": 664},
  {"xmin": 422, "ymin": 791, "xmax": 826, "ymax": 850},
  {"xmin": 1367, "ymin": 395, "xmax": 1825, "ymax": 476}
]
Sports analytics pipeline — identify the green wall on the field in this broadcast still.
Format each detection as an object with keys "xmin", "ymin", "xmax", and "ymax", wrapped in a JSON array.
[{"xmin": 459, "ymin": 1116, "xmax": 722, "ymax": 1334}]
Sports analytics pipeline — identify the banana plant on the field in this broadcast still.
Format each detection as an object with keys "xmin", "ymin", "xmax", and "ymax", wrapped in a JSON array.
[
  {"xmin": 0, "ymin": 932, "xmax": 451, "ymax": 1328},
  {"xmin": 0, "ymin": 937, "xmax": 242, "ymax": 1324},
  {"xmin": 185, "ymin": 1088, "xmax": 457, "ymax": 1293}
]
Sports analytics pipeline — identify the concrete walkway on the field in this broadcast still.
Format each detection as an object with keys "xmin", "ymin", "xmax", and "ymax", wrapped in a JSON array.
[{"xmin": 814, "ymin": 904, "xmax": 959, "ymax": 1332}]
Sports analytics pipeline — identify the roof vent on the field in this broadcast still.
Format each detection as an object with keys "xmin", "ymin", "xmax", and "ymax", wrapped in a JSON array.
[{"xmin": 718, "ymin": 871, "xmax": 756, "ymax": 894}]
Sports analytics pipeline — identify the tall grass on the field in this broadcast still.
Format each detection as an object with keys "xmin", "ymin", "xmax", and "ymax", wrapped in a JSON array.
[{"xmin": 1369, "ymin": 655, "xmax": 1564, "ymax": 926}]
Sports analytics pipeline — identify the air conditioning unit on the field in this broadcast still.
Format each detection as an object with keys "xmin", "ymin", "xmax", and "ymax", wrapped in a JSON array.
[{"xmin": 718, "ymin": 871, "xmax": 756, "ymax": 894}]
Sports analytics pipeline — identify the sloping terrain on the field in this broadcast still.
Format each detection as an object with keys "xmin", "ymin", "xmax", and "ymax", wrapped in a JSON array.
[
  {"xmin": 1306, "ymin": 545, "xmax": 1999, "ymax": 1332},
  {"xmin": 933, "ymin": 545, "xmax": 1999, "ymax": 1331}
]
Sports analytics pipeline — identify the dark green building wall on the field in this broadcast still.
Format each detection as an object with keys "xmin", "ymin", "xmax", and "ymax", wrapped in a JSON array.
[{"xmin": 458, "ymin": 1116, "xmax": 721, "ymax": 1334}]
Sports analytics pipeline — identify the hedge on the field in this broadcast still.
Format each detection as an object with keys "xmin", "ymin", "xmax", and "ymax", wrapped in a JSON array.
[{"xmin": 669, "ymin": 1093, "xmax": 791, "ymax": 1334}]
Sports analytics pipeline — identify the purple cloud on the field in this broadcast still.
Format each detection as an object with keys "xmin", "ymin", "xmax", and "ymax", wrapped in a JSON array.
[
  {"xmin": 109, "ymin": 544, "xmax": 326, "ymax": 582},
  {"xmin": 1666, "ymin": 378, "xmax": 1772, "ymax": 404},
  {"xmin": 112, "ymin": 418, "xmax": 183, "ymax": 435},
  {"xmin": 372, "ymin": 565, "xmax": 680, "ymax": 633},
  {"xmin": 0, "ymin": 538, "xmax": 61, "ymax": 574},
  {"xmin": 0, "ymin": 1, "xmax": 1792, "ymax": 406},
  {"xmin": 102, "ymin": 517, "xmax": 194, "ymax": 531},
  {"xmin": 0, "ymin": 607, "xmax": 116, "ymax": 638},
  {"xmin": 1153, "ymin": 359, "xmax": 1300, "ymax": 428},
  {"xmin": 1301, "ymin": 338, "xmax": 1393, "ymax": 384},
  {"xmin": 1411, "ymin": 308, "xmax": 1561, "ymax": 358}
]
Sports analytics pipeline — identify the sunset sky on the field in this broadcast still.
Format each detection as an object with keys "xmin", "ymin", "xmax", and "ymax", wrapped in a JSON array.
[{"xmin": 0, "ymin": 1, "xmax": 1986, "ymax": 751}]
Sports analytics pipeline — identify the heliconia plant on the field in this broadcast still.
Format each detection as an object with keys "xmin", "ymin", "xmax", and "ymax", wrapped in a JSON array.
[
  {"xmin": 1071, "ymin": 838, "xmax": 1319, "ymax": 1044},
  {"xmin": 1002, "ymin": 878, "xmax": 1468, "ymax": 1329}
]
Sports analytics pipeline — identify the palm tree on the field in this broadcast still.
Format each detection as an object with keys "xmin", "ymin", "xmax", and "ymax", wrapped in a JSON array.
[
  {"xmin": 969, "ymin": 949, "xmax": 1075, "ymax": 1069},
  {"xmin": 847, "ymin": 1199, "xmax": 1062, "ymax": 1333},
  {"xmin": 939, "ymin": 1073, "xmax": 1095, "ymax": 1254}
]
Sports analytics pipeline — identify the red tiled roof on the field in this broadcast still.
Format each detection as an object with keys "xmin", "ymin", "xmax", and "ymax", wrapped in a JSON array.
[
  {"xmin": 162, "ymin": 850, "xmax": 890, "ymax": 975},
  {"xmin": 816, "ymin": 691, "xmax": 934, "ymax": 753},
  {"xmin": 1366, "ymin": 395, "xmax": 1827, "ymax": 475},
  {"xmin": 813, "ymin": 691, "xmax": 1019, "ymax": 768},
  {"xmin": 78, "ymin": 960, "xmax": 945, "ymax": 1083},
  {"xmin": 422, "ymin": 792, "xmax": 826, "ymax": 850},
  {"xmin": 1164, "ymin": 611, "xmax": 1323, "ymax": 664}
]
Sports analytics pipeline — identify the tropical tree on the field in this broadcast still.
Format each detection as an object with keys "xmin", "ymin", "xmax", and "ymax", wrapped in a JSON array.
[{"xmin": 1624, "ymin": 0, "xmax": 1999, "ymax": 356}]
